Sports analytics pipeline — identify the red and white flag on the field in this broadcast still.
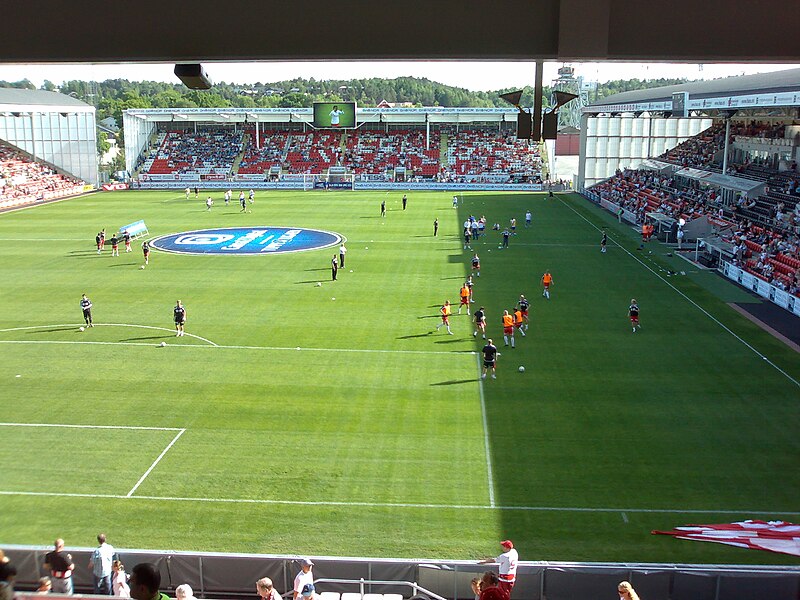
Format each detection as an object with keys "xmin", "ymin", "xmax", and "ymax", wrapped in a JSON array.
[{"xmin": 653, "ymin": 520, "xmax": 800, "ymax": 557}]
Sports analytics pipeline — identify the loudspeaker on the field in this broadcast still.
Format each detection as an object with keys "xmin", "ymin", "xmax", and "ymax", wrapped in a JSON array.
[
  {"xmin": 516, "ymin": 111, "xmax": 532, "ymax": 139},
  {"xmin": 174, "ymin": 64, "xmax": 213, "ymax": 90},
  {"xmin": 542, "ymin": 112, "xmax": 558, "ymax": 140}
]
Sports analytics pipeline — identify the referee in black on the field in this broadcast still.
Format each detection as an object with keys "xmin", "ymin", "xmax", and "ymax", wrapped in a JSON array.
[{"xmin": 80, "ymin": 294, "xmax": 93, "ymax": 327}]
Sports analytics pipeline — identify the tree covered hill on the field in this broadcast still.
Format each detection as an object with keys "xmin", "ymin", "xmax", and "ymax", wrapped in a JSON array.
[{"xmin": 1, "ymin": 75, "xmax": 691, "ymax": 127}]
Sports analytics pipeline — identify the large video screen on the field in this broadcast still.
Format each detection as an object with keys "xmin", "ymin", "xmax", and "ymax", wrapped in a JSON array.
[{"xmin": 313, "ymin": 102, "xmax": 357, "ymax": 128}]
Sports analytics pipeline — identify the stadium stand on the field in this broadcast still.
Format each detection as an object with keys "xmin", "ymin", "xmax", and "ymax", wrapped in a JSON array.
[
  {"xmin": 344, "ymin": 130, "xmax": 441, "ymax": 179},
  {"xmin": 443, "ymin": 130, "xmax": 542, "ymax": 182},
  {"xmin": 588, "ymin": 120, "xmax": 800, "ymax": 297},
  {"xmin": 0, "ymin": 143, "xmax": 84, "ymax": 210},
  {"xmin": 238, "ymin": 130, "xmax": 290, "ymax": 175},
  {"xmin": 143, "ymin": 130, "xmax": 243, "ymax": 176},
  {"xmin": 135, "ymin": 125, "xmax": 542, "ymax": 183}
]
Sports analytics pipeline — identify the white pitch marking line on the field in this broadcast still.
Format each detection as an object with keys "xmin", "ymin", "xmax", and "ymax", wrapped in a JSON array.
[
  {"xmin": 475, "ymin": 353, "xmax": 496, "ymax": 508},
  {"xmin": 560, "ymin": 197, "xmax": 800, "ymax": 388},
  {"xmin": 126, "ymin": 429, "xmax": 186, "ymax": 497},
  {"xmin": 0, "ymin": 338, "xmax": 476, "ymax": 357},
  {"xmin": 0, "ymin": 323, "xmax": 218, "ymax": 347},
  {"xmin": 0, "ymin": 422, "xmax": 183, "ymax": 431},
  {"xmin": 0, "ymin": 490, "xmax": 797, "ymax": 515}
]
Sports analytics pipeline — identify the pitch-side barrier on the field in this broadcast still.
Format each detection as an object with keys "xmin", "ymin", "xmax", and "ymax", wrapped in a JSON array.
[{"xmin": 3, "ymin": 545, "xmax": 799, "ymax": 600}]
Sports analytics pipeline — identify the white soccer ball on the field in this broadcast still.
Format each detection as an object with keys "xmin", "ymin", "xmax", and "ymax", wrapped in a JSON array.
[
  {"xmin": 518, "ymin": 366, "xmax": 525, "ymax": 373},
  {"xmin": 79, "ymin": 327, "xmax": 85, "ymax": 332},
  {"xmin": 140, "ymin": 265, "xmax": 145, "ymax": 269},
  {"xmin": 160, "ymin": 341, "xmax": 167, "ymax": 347},
  {"xmin": 316, "ymin": 282, "xmax": 322, "ymax": 287}
]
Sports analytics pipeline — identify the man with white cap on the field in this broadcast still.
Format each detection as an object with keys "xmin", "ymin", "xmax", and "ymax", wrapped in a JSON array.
[
  {"xmin": 479, "ymin": 540, "xmax": 518, "ymax": 596},
  {"xmin": 292, "ymin": 559, "xmax": 314, "ymax": 600}
]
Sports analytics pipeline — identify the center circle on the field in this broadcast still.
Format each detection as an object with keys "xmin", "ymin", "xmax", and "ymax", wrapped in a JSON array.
[{"xmin": 150, "ymin": 227, "xmax": 343, "ymax": 255}]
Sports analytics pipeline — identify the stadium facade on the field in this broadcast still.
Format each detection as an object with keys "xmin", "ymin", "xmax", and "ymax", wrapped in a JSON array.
[
  {"xmin": 0, "ymin": 88, "xmax": 98, "ymax": 186},
  {"xmin": 577, "ymin": 68, "xmax": 800, "ymax": 189},
  {"xmin": 123, "ymin": 107, "xmax": 546, "ymax": 191}
]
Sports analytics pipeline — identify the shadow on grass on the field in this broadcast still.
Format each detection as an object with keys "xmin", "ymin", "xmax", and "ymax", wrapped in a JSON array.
[
  {"xmin": 119, "ymin": 334, "xmax": 175, "ymax": 342},
  {"xmin": 296, "ymin": 280, "xmax": 330, "ymax": 285},
  {"xmin": 430, "ymin": 379, "xmax": 476, "ymax": 386},
  {"xmin": 305, "ymin": 268, "xmax": 329, "ymax": 272},
  {"xmin": 107, "ymin": 262, "xmax": 138, "ymax": 267},
  {"xmin": 396, "ymin": 332, "xmax": 432, "ymax": 340},
  {"xmin": 26, "ymin": 327, "xmax": 81, "ymax": 334},
  {"xmin": 433, "ymin": 338, "xmax": 464, "ymax": 344}
]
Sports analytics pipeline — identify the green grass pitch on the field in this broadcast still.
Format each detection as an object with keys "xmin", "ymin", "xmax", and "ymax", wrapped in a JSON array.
[{"xmin": 0, "ymin": 189, "xmax": 798, "ymax": 564}]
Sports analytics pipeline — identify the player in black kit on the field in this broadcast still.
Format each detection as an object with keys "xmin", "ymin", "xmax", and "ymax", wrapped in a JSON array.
[
  {"xmin": 481, "ymin": 339, "xmax": 498, "ymax": 379},
  {"xmin": 80, "ymin": 294, "xmax": 93, "ymax": 327},
  {"xmin": 174, "ymin": 300, "xmax": 187, "ymax": 337}
]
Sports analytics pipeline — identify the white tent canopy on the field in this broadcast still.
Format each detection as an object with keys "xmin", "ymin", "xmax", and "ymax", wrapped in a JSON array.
[{"xmin": 674, "ymin": 167, "xmax": 767, "ymax": 195}]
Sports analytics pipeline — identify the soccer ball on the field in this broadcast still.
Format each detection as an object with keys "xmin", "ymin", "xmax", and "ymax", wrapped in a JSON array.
[
  {"xmin": 140, "ymin": 265, "xmax": 145, "ymax": 269},
  {"xmin": 79, "ymin": 327, "xmax": 85, "ymax": 332},
  {"xmin": 160, "ymin": 341, "xmax": 167, "ymax": 347},
  {"xmin": 316, "ymin": 282, "xmax": 322, "ymax": 287},
  {"xmin": 518, "ymin": 366, "xmax": 525, "ymax": 373}
]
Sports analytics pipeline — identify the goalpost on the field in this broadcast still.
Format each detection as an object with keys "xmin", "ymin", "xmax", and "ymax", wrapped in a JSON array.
[{"xmin": 302, "ymin": 172, "xmax": 355, "ymax": 191}]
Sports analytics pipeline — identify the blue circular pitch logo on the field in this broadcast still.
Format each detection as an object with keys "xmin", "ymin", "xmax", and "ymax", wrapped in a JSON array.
[{"xmin": 150, "ymin": 227, "xmax": 342, "ymax": 255}]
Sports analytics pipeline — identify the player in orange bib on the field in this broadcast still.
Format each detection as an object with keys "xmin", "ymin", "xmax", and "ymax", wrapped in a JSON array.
[
  {"xmin": 458, "ymin": 283, "xmax": 471, "ymax": 315},
  {"xmin": 513, "ymin": 308, "xmax": 526, "ymax": 337},
  {"xmin": 502, "ymin": 310, "xmax": 516, "ymax": 348},
  {"xmin": 541, "ymin": 271, "xmax": 553, "ymax": 299},
  {"xmin": 435, "ymin": 300, "xmax": 453, "ymax": 335}
]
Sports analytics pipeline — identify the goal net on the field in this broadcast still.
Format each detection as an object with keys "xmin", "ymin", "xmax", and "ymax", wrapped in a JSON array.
[{"xmin": 303, "ymin": 171, "xmax": 355, "ymax": 191}]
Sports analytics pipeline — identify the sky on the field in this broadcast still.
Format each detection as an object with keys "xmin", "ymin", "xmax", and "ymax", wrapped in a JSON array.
[{"xmin": 0, "ymin": 61, "xmax": 796, "ymax": 91}]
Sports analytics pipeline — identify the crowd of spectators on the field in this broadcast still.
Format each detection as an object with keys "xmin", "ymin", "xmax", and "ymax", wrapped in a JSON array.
[
  {"xmin": 443, "ymin": 130, "xmax": 542, "ymax": 182},
  {"xmin": 659, "ymin": 123, "xmax": 727, "ymax": 168},
  {"xmin": 139, "ymin": 127, "xmax": 542, "ymax": 182},
  {"xmin": 343, "ymin": 130, "xmax": 441, "ymax": 178},
  {"xmin": 145, "ymin": 131, "xmax": 243, "ymax": 175},
  {"xmin": 590, "ymin": 152, "xmax": 800, "ymax": 296},
  {"xmin": 0, "ymin": 145, "xmax": 83, "ymax": 208},
  {"xmin": 238, "ymin": 131, "xmax": 289, "ymax": 174}
]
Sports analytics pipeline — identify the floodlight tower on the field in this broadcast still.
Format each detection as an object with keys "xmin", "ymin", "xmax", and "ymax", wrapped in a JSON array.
[{"xmin": 551, "ymin": 65, "xmax": 588, "ymax": 129}]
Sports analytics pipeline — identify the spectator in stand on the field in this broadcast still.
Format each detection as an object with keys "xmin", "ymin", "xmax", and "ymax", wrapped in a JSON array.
[
  {"xmin": 479, "ymin": 540, "xmax": 518, "ymax": 595},
  {"xmin": 44, "ymin": 539, "xmax": 74, "ymax": 594},
  {"xmin": 37, "ymin": 576, "xmax": 52, "ymax": 594},
  {"xmin": 129, "ymin": 563, "xmax": 169, "ymax": 600},
  {"xmin": 89, "ymin": 533, "xmax": 116, "ymax": 595},
  {"xmin": 256, "ymin": 578, "xmax": 282, "ymax": 600},
  {"xmin": 112, "ymin": 561, "xmax": 130, "ymax": 598},
  {"xmin": 477, "ymin": 572, "xmax": 508, "ymax": 600},
  {"xmin": 292, "ymin": 559, "xmax": 314, "ymax": 600},
  {"xmin": 470, "ymin": 577, "xmax": 482, "ymax": 600},
  {"xmin": 0, "ymin": 562, "xmax": 17, "ymax": 600},
  {"xmin": 175, "ymin": 584, "xmax": 197, "ymax": 600},
  {"xmin": 617, "ymin": 581, "xmax": 641, "ymax": 600}
]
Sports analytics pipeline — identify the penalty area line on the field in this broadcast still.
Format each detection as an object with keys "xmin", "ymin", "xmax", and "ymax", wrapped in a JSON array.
[
  {"xmin": 0, "ymin": 422, "xmax": 183, "ymax": 432},
  {"xmin": 0, "ymin": 490, "xmax": 797, "ymax": 516},
  {"xmin": 126, "ymin": 429, "xmax": 186, "ymax": 497}
]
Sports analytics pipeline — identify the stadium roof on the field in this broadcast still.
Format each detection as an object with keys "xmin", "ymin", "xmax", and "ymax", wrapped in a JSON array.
[
  {"xmin": 584, "ymin": 68, "xmax": 800, "ymax": 114},
  {"xmin": 124, "ymin": 106, "xmax": 521, "ymax": 125},
  {"xmin": 2, "ymin": 0, "xmax": 799, "ymax": 63},
  {"xmin": 0, "ymin": 88, "xmax": 93, "ymax": 111}
]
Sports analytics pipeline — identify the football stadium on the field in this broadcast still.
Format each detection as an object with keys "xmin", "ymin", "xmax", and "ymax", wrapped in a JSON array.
[{"xmin": 1, "ymin": 3, "xmax": 800, "ymax": 600}]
